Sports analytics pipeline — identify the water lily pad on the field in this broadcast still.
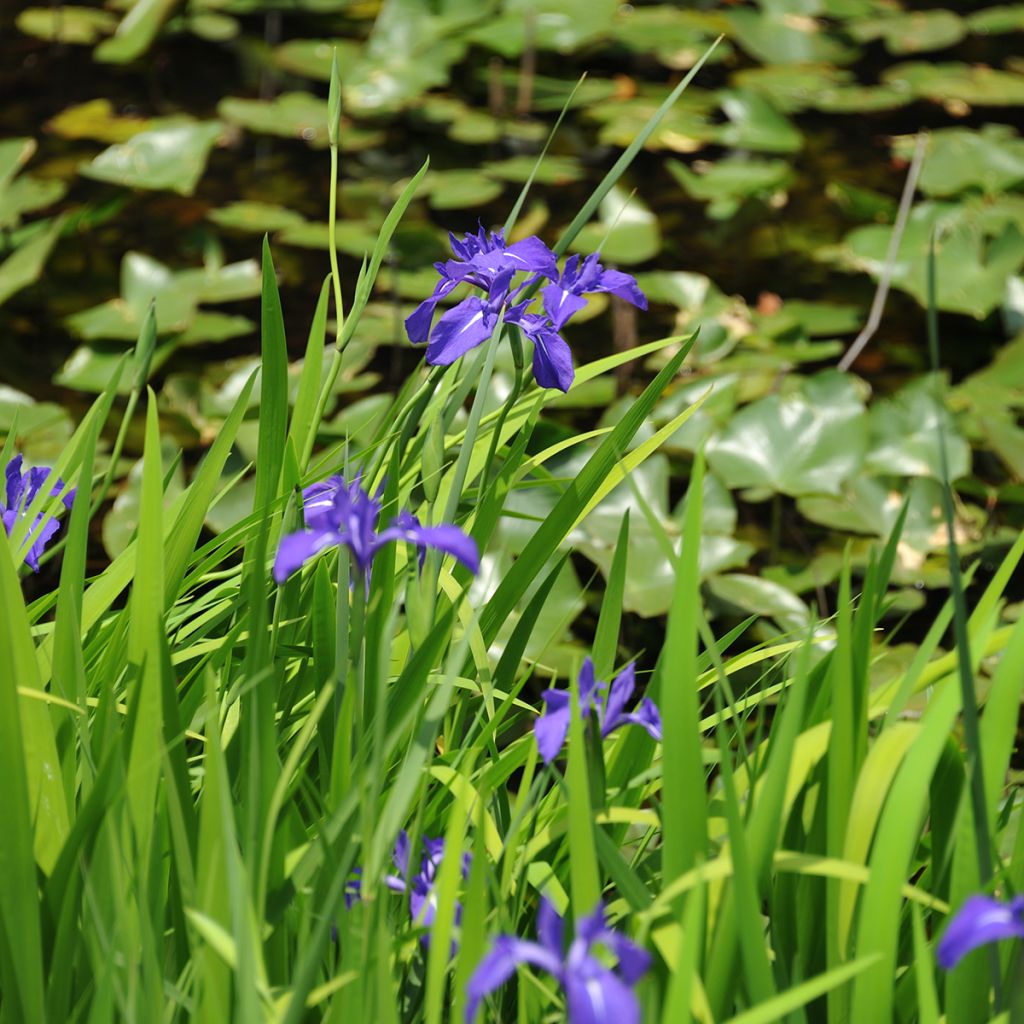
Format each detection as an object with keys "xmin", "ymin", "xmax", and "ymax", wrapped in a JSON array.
[
  {"xmin": 798, "ymin": 476, "xmax": 967, "ymax": 560},
  {"xmin": 726, "ymin": 8, "xmax": 857, "ymax": 65},
  {"xmin": 968, "ymin": 5, "xmax": 1024, "ymax": 34},
  {"xmin": 80, "ymin": 119, "xmax": 223, "ymax": 196},
  {"xmin": 485, "ymin": 156, "xmax": 584, "ymax": 186},
  {"xmin": 706, "ymin": 371, "xmax": 868, "ymax": 497},
  {"xmin": 707, "ymin": 574, "xmax": 810, "ymax": 632},
  {"xmin": 419, "ymin": 169, "xmax": 505, "ymax": 210},
  {"xmin": 469, "ymin": 0, "xmax": 619, "ymax": 56},
  {"xmin": 715, "ymin": 90, "xmax": 803, "ymax": 154},
  {"xmin": 16, "ymin": 6, "xmax": 116, "ymax": 44},
  {"xmin": 585, "ymin": 87, "xmax": 717, "ymax": 153},
  {"xmin": 55, "ymin": 340, "xmax": 177, "ymax": 394},
  {"xmin": 0, "ymin": 385, "xmax": 74, "ymax": 463},
  {"xmin": 849, "ymin": 9, "xmax": 965, "ymax": 54},
  {"xmin": 730, "ymin": 63, "xmax": 851, "ymax": 112},
  {"xmin": 177, "ymin": 312, "xmax": 255, "ymax": 346},
  {"xmin": 272, "ymin": 38, "xmax": 362, "ymax": 82},
  {"xmin": 613, "ymin": 4, "xmax": 731, "ymax": 69},
  {"xmin": 883, "ymin": 62, "xmax": 1024, "ymax": 107},
  {"xmin": 894, "ymin": 125, "xmax": 1024, "ymax": 197},
  {"xmin": 832, "ymin": 201, "xmax": 1024, "ymax": 318},
  {"xmin": 0, "ymin": 173, "xmax": 66, "ymax": 231},
  {"xmin": 864, "ymin": 378, "xmax": 971, "ymax": 480},
  {"xmin": 570, "ymin": 184, "xmax": 661, "ymax": 265},
  {"xmin": 812, "ymin": 83, "xmax": 910, "ymax": 113},
  {"xmin": 276, "ymin": 220, "xmax": 381, "ymax": 257},
  {"xmin": 0, "ymin": 215, "xmax": 65, "ymax": 307},
  {"xmin": 219, "ymin": 93, "xmax": 330, "ymax": 147},
  {"xmin": 45, "ymin": 98, "xmax": 151, "ymax": 143},
  {"xmin": 207, "ymin": 201, "xmax": 307, "ymax": 234},
  {"xmin": 667, "ymin": 156, "xmax": 792, "ymax": 219},
  {"xmin": 65, "ymin": 252, "xmax": 260, "ymax": 341}
]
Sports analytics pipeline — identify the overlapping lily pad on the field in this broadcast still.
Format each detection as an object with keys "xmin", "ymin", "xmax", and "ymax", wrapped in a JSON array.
[
  {"xmin": 80, "ymin": 119, "xmax": 223, "ymax": 195},
  {"xmin": 706, "ymin": 371, "xmax": 868, "ymax": 498},
  {"xmin": 894, "ymin": 125, "xmax": 1024, "ymax": 197}
]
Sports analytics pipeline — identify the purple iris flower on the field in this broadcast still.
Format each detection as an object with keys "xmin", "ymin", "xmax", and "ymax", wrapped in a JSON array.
[
  {"xmin": 535, "ymin": 658, "xmax": 662, "ymax": 765},
  {"xmin": 406, "ymin": 226, "xmax": 645, "ymax": 394},
  {"xmin": 1, "ymin": 454, "xmax": 75, "ymax": 571},
  {"xmin": 272, "ymin": 474, "xmax": 479, "ymax": 584},
  {"xmin": 466, "ymin": 898, "xmax": 650, "ymax": 1024},
  {"xmin": 937, "ymin": 894, "xmax": 1024, "ymax": 970},
  {"xmin": 383, "ymin": 830, "xmax": 471, "ymax": 945},
  {"xmin": 553, "ymin": 253, "xmax": 649, "ymax": 311}
]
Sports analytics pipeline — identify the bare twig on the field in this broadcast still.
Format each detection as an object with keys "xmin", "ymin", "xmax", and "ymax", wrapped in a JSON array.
[{"xmin": 838, "ymin": 132, "xmax": 928, "ymax": 373}]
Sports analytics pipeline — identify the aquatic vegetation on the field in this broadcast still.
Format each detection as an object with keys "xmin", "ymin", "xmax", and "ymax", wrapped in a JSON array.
[{"xmin": 2, "ymin": 6, "xmax": 1024, "ymax": 1023}]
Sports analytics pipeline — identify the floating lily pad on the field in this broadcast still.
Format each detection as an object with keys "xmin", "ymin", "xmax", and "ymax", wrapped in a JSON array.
[
  {"xmin": 707, "ymin": 574, "xmax": 811, "ymax": 633},
  {"xmin": 16, "ymin": 6, "xmax": 116, "ymax": 44},
  {"xmin": 207, "ymin": 201, "xmax": 307, "ymax": 234},
  {"xmin": 469, "ymin": 0, "xmax": 619, "ymax": 57},
  {"xmin": 0, "ymin": 215, "xmax": 65, "ymax": 307},
  {"xmin": 894, "ymin": 125, "xmax": 1024, "ymax": 197},
  {"xmin": 812, "ymin": 83, "xmax": 910, "ymax": 113},
  {"xmin": 485, "ymin": 156, "xmax": 584, "ymax": 186},
  {"xmin": 45, "ymin": 98, "xmax": 151, "ymax": 143},
  {"xmin": 219, "ymin": 93, "xmax": 330, "ymax": 147},
  {"xmin": 968, "ymin": 5, "xmax": 1024, "ymax": 35},
  {"xmin": 849, "ymin": 9, "xmax": 965, "ymax": 54},
  {"xmin": 80, "ymin": 119, "xmax": 223, "ymax": 196},
  {"xmin": 65, "ymin": 252, "xmax": 260, "ymax": 341},
  {"xmin": 418, "ymin": 169, "xmax": 506, "ymax": 210},
  {"xmin": 883, "ymin": 62, "xmax": 1024, "ymax": 107},
  {"xmin": 272, "ymin": 38, "xmax": 362, "ymax": 82},
  {"xmin": 276, "ymin": 219, "xmax": 381, "ymax": 257},
  {"xmin": 55, "ymin": 340, "xmax": 176, "ymax": 394},
  {"xmin": 798, "ymin": 476, "xmax": 969, "ymax": 562},
  {"xmin": 667, "ymin": 156, "xmax": 793, "ymax": 219},
  {"xmin": 585, "ymin": 88, "xmax": 717, "ymax": 153},
  {"xmin": 0, "ymin": 385, "xmax": 74, "ymax": 462},
  {"xmin": 832, "ymin": 202, "xmax": 1024, "ymax": 318},
  {"xmin": 730, "ymin": 63, "xmax": 851, "ymax": 112},
  {"xmin": 0, "ymin": 146, "xmax": 66, "ymax": 231},
  {"xmin": 571, "ymin": 184, "xmax": 661, "ymax": 265},
  {"xmin": 613, "ymin": 4, "xmax": 731, "ymax": 69},
  {"xmin": 715, "ymin": 90, "xmax": 803, "ymax": 154},
  {"xmin": 864, "ymin": 378, "xmax": 971, "ymax": 480},
  {"xmin": 726, "ymin": 8, "xmax": 857, "ymax": 65},
  {"xmin": 706, "ymin": 371, "xmax": 868, "ymax": 497}
]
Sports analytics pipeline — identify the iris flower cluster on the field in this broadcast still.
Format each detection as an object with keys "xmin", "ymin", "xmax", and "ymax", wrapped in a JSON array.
[
  {"xmin": 535, "ymin": 658, "xmax": 662, "ymax": 764},
  {"xmin": 1, "ymin": 454, "xmax": 75, "ymax": 571},
  {"xmin": 466, "ymin": 898, "xmax": 650, "ymax": 1024},
  {"xmin": 406, "ymin": 226, "xmax": 647, "ymax": 393},
  {"xmin": 273, "ymin": 474, "xmax": 479, "ymax": 584}
]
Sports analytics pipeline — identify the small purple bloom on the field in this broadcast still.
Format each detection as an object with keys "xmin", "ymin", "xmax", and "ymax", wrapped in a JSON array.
[
  {"xmin": 554, "ymin": 253, "xmax": 649, "ymax": 311},
  {"xmin": 384, "ymin": 830, "xmax": 471, "ymax": 946},
  {"xmin": 535, "ymin": 658, "xmax": 661, "ymax": 765},
  {"xmin": 273, "ymin": 474, "xmax": 479, "ymax": 584},
  {"xmin": 937, "ymin": 894, "xmax": 1024, "ymax": 970},
  {"xmin": 406, "ymin": 226, "xmax": 645, "ymax": 393},
  {"xmin": 1, "ymin": 454, "xmax": 76, "ymax": 571},
  {"xmin": 466, "ymin": 898, "xmax": 650, "ymax": 1024}
]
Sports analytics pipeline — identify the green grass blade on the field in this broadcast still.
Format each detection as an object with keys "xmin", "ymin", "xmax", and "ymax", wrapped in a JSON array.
[
  {"xmin": 125, "ymin": 390, "xmax": 166, "ymax": 859},
  {"xmin": 661, "ymin": 449, "xmax": 707, "ymax": 889},
  {"xmin": 0, "ymin": 541, "xmax": 47, "ymax": 1024}
]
